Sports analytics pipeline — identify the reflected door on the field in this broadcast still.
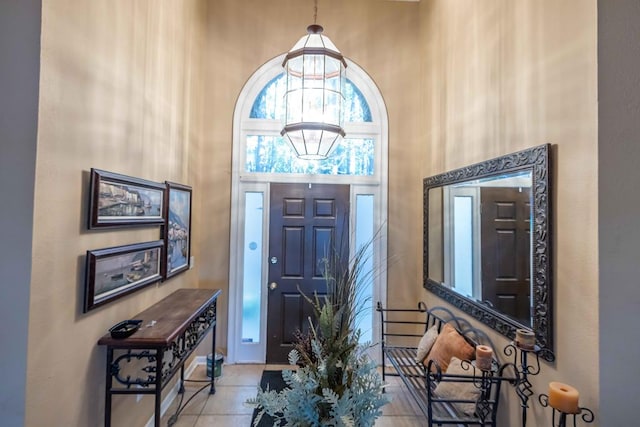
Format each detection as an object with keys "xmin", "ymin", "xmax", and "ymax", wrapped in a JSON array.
[
  {"xmin": 480, "ymin": 187, "xmax": 531, "ymax": 325},
  {"xmin": 266, "ymin": 183, "xmax": 349, "ymax": 363}
]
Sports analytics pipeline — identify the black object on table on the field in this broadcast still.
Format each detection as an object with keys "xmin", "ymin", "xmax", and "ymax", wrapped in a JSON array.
[{"xmin": 108, "ymin": 319, "xmax": 142, "ymax": 338}]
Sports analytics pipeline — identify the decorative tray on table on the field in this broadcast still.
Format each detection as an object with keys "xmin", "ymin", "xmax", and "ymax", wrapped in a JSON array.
[{"xmin": 109, "ymin": 319, "xmax": 143, "ymax": 339}]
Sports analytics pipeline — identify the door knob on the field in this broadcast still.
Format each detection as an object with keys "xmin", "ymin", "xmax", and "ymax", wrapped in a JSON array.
[{"xmin": 269, "ymin": 282, "xmax": 278, "ymax": 290}]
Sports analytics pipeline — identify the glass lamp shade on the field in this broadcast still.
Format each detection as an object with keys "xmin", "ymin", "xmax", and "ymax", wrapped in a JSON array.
[{"xmin": 281, "ymin": 24, "xmax": 347, "ymax": 160}]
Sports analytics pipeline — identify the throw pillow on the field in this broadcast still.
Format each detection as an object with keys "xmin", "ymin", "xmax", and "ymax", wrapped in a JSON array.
[
  {"xmin": 415, "ymin": 324, "xmax": 439, "ymax": 362},
  {"xmin": 424, "ymin": 323, "xmax": 475, "ymax": 372},
  {"xmin": 433, "ymin": 356, "xmax": 481, "ymax": 416}
]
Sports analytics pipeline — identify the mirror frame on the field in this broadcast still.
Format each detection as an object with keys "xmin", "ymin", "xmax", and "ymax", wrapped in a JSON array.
[{"xmin": 423, "ymin": 143, "xmax": 553, "ymax": 360}]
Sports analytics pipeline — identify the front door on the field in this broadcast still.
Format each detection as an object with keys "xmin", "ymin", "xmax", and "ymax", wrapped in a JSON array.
[
  {"xmin": 266, "ymin": 183, "xmax": 350, "ymax": 363},
  {"xmin": 480, "ymin": 187, "xmax": 531, "ymax": 325}
]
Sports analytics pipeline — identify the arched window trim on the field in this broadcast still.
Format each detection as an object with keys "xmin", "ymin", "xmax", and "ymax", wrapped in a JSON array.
[{"xmin": 228, "ymin": 54, "xmax": 388, "ymax": 364}]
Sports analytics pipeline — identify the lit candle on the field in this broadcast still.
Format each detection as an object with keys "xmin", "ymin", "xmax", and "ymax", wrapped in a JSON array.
[
  {"xmin": 515, "ymin": 328, "xmax": 536, "ymax": 350},
  {"xmin": 548, "ymin": 382, "xmax": 580, "ymax": 414},
  {"xmin": 475, "ymin": 345, "xmax": 493, "ymax": 370}
]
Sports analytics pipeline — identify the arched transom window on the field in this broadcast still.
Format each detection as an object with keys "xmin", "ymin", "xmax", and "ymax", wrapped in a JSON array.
[{"xmin": 244, "ymin": 73, "xmax": 375, "ymax": 175}]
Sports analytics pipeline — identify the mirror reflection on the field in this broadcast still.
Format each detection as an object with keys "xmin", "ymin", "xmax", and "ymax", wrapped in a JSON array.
[
  {"xmin": 428, "ymin": 171, "xmax": 532, "ymax": 327},
  {"xmin": 424, "ymin": 144, "xmax": 552, "ymax": 357}
]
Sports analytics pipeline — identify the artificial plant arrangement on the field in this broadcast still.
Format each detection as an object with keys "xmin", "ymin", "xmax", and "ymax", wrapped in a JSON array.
[{"xmin": 250, "ymin": 236, "xmax": 389, "ymax": 426}]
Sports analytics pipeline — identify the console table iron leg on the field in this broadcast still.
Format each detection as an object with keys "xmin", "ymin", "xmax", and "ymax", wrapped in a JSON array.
[
  {"xmin": 104, "ymin": 347, "xmax": 114, "ymax": 427},
  {"xmin": 209, "ymin": 324, "xmax": 216, "ymax": 395},
  {"xmin": 154, "ymin": 348, "xmax": 163, "ymax": 427},
  {"xmin": 179, "ymin": 364, "xmax": 185, "ymax": 394}
]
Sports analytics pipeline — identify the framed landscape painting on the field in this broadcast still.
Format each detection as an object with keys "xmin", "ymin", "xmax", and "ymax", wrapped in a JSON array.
[
  {"xmin": 84, "ymin": 240, "xmax": 163, "ymax": 312},
  {"xmin": 163, "ymin": 182, "xmax": 192, "ymax": 279},
  {"xmin": 88, "ymin": 168, "xmax": 166, "ymax": 228}
]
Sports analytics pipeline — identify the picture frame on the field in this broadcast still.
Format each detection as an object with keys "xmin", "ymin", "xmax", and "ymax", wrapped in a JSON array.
[
  {"xmin": 88, "ymin": 168, "xmax": 166, "ymax": 228},
  {"xmin": 84, "ymin": 240, "xmax": 163, "ymax": 312},
  {"xmin": 163, "ymin": 182, "xmax": 192, "ymax": 279}
]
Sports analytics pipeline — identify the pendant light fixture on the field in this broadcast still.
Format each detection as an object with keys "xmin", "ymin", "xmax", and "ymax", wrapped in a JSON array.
[{"xmin": 281, "ymin": 0, "xmax": 347, "ymax": 160}]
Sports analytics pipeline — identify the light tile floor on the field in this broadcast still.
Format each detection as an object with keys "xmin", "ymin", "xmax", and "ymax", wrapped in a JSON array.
[{"xmin": 160, "ymin": 364, "xmax": 424, "ymax": 427}]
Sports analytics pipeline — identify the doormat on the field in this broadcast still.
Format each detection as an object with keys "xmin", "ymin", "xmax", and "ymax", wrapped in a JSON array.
[{"xmin": 250, "ymin": 370, "xmax": 290, "ymax": 427}]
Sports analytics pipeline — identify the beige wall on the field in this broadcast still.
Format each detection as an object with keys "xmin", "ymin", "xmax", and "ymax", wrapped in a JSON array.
[
  {"xmin": 28, "ymin": 0, "xmax": 424, "ymax": 425},
  {"xmin": 25, "ymin": 0, "xmax": 601, "ymax": 425},
  {"xmin": 200, "ymin": 0, "xmax": 425, "ymax": 351},
  {"xmin": 420, "ymin": 0, "xmax": 599, "ymax": 425},
  {"xmin": 27, "ymin": 1, "xmax": 207, "ymax": 426}
]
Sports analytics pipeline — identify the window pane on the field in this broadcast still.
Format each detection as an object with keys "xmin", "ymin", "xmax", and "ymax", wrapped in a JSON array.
[
  {"xmin": 250, "ymin": 74, "xmax": 372, "ymax": 123},
  {"xmin": 250, "ymin": 74, "xmax": 286, "ymax": 120},
  {"xmin": 343, "ymin": 80, "xmax": 372, "ymax": 122},
  {"xmin": 242, "ymin": 192, "xmax": 263, "ymax": 343},
  {"xmin": 246, "ymin": 135, "xmax": 374, "ymax": 175},
  {"xmin": 355, "ymin": 194, "xmax": 374, "ymax": 343},
  {"xmin": 453, "ymin": 196, "xmax": 473, "ymax": 298}
]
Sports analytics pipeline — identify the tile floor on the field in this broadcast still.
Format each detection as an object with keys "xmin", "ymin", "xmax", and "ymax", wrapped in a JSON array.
[{"xmin": 160, "ymin": 363, "xmax": 424, "ymax": 427}]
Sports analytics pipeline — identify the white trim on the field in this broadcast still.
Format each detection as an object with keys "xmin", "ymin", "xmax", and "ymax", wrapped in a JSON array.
[
  {"xmin": 228, "ymin": 54, "xmax": 389, "ymax": 364},
  {"xmin": 143, "ymin": 357, "xmax": 203, "ymax": 427}
]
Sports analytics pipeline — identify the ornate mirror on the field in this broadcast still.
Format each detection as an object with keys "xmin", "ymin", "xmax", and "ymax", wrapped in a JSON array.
[{"xmin": 423, "ymin": 144, "xmax": 553, "ymax": 359}]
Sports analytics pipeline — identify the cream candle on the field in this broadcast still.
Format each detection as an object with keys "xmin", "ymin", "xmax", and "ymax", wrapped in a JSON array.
[
  {"xmin": 475, "ymin": 345, "xmax": 493, "ymax": 370},
  {"xmin": 548, "ymin": 382, "xmax": 580, "ymax": 414},
  {"xmin": 515, "ymin": 328, "xmax": 536, "ymax": 350}
]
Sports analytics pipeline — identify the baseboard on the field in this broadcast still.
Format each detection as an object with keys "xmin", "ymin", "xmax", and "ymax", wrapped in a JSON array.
[{"xmin": 143, "ymin": 356, "xmax": 207, "ymax": 427}]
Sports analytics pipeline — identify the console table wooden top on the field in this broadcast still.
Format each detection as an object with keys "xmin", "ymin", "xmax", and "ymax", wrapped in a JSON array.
[{"xmin": 97, "ymin": 288, "xmax": 221, "ymax": 348}]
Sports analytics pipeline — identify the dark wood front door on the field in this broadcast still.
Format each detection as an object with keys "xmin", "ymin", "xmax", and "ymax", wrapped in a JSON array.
[
  {"xmin": 266, "ymin": 183, "xmax": 349, "ymax": 363},
  {"xmin": 480, "ymin": 187, "xmax": 531, "ymax": 325}
]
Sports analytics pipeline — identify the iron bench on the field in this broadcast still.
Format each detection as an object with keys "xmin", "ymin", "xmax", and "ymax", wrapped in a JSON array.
[{"xmin": 377, "ymin": 302, "xmax": 514, "ymax": 426}]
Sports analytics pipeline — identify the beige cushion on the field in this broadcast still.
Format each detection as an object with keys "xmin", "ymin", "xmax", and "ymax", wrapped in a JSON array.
[
  {"xmin": 424, "ymin": 323, "xmax": 475, "ymax": 372},
  {"xmin": 415, "ymin": 324, "xmax": 439, "ymax": 362},
  {"xmin": 434, "ymin": 356, "xmax": 481, "ymax": 416}
]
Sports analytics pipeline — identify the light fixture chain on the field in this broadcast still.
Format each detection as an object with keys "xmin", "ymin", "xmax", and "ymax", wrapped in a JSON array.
[{"xmin": 313, "ymin": 0, "xmax": 318, "ymax": 24}]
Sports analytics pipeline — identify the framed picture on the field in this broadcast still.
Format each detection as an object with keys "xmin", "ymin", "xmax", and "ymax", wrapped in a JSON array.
[
  {"xmin": 88, "ymin": 168, "xmax": 166, "ymax": 228},
  {"xmin": 84, "ymin": 240, "xmax": 163, "ymax": 312},
  {"xmin": 163, "ymin": 182, "xmax": 192, "ymax": 279}
]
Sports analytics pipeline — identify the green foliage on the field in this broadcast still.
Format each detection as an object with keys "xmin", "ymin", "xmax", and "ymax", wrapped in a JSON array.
[
  {"xmin": 250, "ymin": 347, "xmax": 388, "ymax": 427},
  {"xmin": 249, "ymin": 234, "xmax": 389, "ymax": 426}
]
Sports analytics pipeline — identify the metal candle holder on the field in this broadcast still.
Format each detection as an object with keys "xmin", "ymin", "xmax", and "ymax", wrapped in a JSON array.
[
  {"xmin": 538, "ymin": 393, "xmax": 595, "ymax": 426},
  {"xmin": 504, "ymin": 342, "xmax": 556, "ymax": 427}
]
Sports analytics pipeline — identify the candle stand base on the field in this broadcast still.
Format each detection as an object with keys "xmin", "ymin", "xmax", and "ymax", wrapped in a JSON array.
[{"xmin": 538, "ymin": 394, "xmax": 595, "ymax": 427}]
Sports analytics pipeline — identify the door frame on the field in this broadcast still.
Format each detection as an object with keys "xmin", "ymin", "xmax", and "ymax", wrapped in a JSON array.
[
  {"xmin": 227, "ymin": 55, "xmax": 389, "ymax": 364},
  {"xmin": 228, "ymin": 180, "xmax": 387, "ymax": 364},
  {"xmin": 266, "ymin": 182, "xmax": 351, "ymax": 363}
]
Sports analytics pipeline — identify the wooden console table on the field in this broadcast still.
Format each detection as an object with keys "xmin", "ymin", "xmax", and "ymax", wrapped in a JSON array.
[{"xmin": 98, "ymin": 288, "xmax": 221, "ymax": 427}]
